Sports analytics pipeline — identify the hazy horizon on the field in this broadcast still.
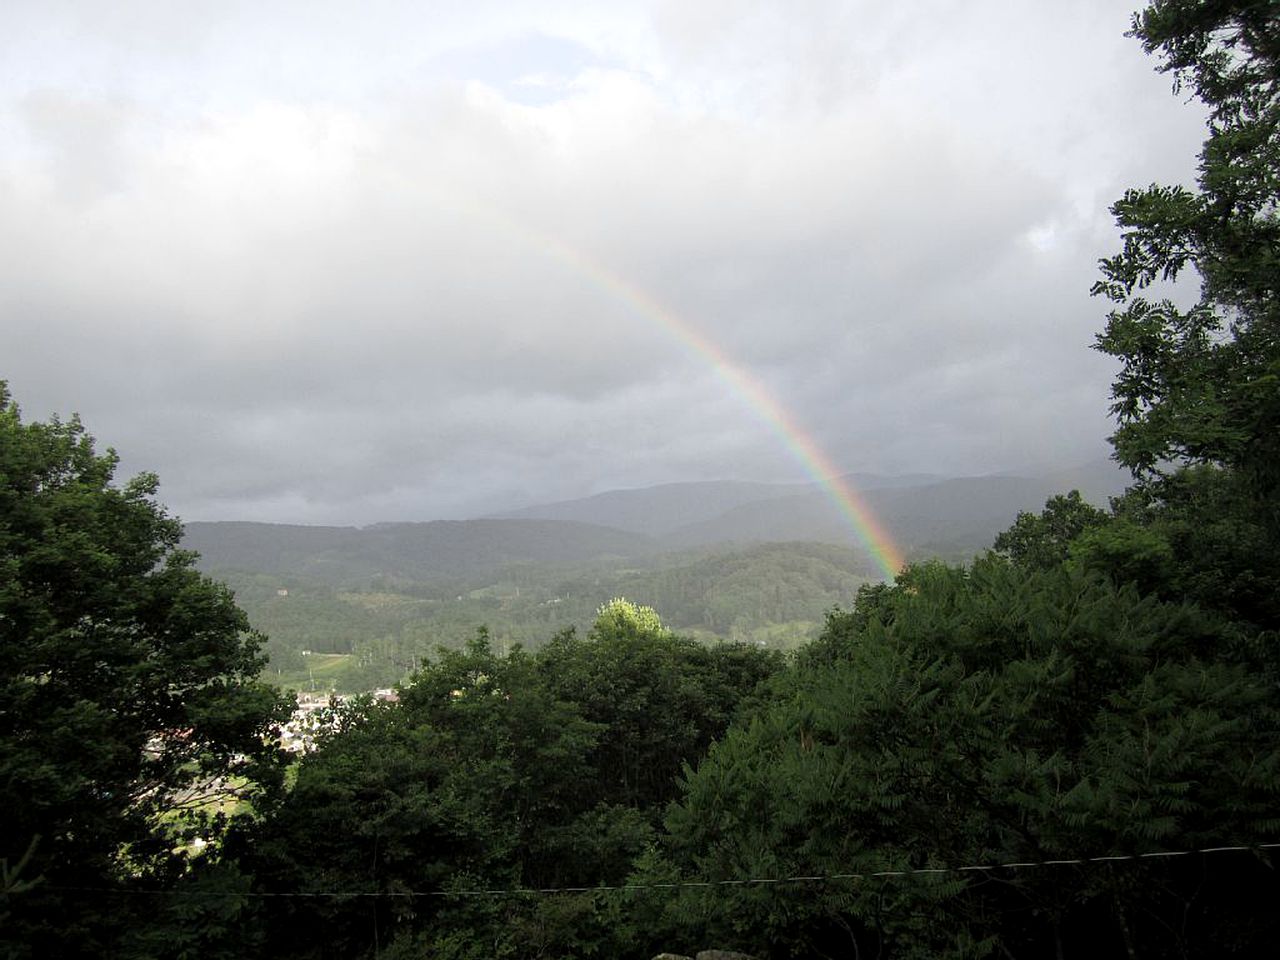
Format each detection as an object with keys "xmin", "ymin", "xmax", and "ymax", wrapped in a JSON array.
[{"xmin": 176, "ymin": 456, "xmax": 1127, "ymax": 528}]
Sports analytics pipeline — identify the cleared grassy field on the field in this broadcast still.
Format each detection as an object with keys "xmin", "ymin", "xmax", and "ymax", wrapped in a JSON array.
[{"xmin": 273, "ymin": 652, "xmax": 355, "ymax": 691}]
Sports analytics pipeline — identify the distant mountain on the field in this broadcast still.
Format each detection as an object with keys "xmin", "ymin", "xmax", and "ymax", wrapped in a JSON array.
[
  {"xmin": 665, "ymin": 461, "xmax": 1131, "ymax": 559},
  {"xmin": 831, "ymin": 471, "xmax": 949, "ymax": 491},
  {"xmin": 185, "ymin": 461, "xmax": 1133, "ymax": 586},
  {"xmin": 183, "ymin": 518, "xmax": 657, "ymax": 585},
  {"xmin": 176, "ymin": 463, "xmax": 1138, "ymax": 689},
  {"xmin": 491, "ymin": 473, "xmax": 945, "ymax": 536},
  {"xmin": 1034, "ymin": 460, "xmax": 1133, "ymax": 506},
  {"xmin": 490, "ymin": 480, "xmax": 806, "ymax": 536},
  {"xmin": 665, "ymin": 491, "xmax": 841, "ymax": 548}
]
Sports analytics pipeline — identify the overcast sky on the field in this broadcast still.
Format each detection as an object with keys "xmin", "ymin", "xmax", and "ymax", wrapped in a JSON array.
[{"xmin": 2, "ymin": 1, "xmax": 1207, "ymax": 524}]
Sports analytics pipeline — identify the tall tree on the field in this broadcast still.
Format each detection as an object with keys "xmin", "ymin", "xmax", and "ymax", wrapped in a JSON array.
[
  {"xmin": 993, "ymin": 489, "xmax": 1110, "ymax": 570},
  {"xmin": 229, "ymin": 609, "xmax": 782, "ymax": 959},
  {"xmin": 1093, "ymin": 0, "xmax": 1280, "ymax": 514},
  {"xmin": 0, "ymin": 384, "xmax": 291, "ymax": 958}
]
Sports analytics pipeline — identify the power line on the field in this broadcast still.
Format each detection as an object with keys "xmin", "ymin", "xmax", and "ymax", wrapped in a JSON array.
[{"xmin": 45, "ymin": 842, "xmax": 1280, "ymax": 900}]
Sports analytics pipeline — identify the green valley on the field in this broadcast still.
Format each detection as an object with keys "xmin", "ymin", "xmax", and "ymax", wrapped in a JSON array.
[{"xmin": 206, "ymin": 540, "xmax": 877, "ymax": 691}]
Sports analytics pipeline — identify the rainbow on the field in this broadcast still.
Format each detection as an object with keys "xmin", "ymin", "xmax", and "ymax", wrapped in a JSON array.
[
  {"xmin": 416, "ymin": 193, "xmax": 905, "ymax": 579},
  {"xmin": 537, "ymin": 240, "xmax": 904, "ymax": 580}
]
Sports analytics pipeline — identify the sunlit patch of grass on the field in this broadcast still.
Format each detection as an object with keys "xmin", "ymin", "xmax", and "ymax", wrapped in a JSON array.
[{"xmin": 272, "ymin": 652, "xmax": 354, "ymax": 690}]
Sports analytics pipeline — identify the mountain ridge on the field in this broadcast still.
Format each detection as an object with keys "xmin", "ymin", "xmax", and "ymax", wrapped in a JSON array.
[
  {"xmin": 184, "ymin": 461, "xmax": 1131, "ymax": 580},
  {"xmin": 183, "ymin": 516, "xmax": 658, "ymax": 585}
]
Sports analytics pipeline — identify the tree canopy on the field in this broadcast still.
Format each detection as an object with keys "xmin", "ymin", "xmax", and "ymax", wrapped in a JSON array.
[
  {"xmin": 1093, "ymin": 0, "xmax": 1280, "ymax": 514},
  {"xmin": 656, "ymin": 559, "xmax": 1280, "ymax": 958},
  {"xmin": 0, "ymin": 384, "xmax": 291, "ymax": 958},
  {"xmin": 6, "ymin": 3, "xmax": 1280, "ymax": 958},
  {"xmin": 224, "ymin": 622, "xmax": 782, "ymax": 959}
]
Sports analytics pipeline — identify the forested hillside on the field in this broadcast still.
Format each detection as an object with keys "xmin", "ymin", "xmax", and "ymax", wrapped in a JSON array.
[
  {"xmin": 184, "ymin": 462, "xmax": 1129, "ymax": 694},
  {"xmin": 492, "ymin": 462, "xmax": 1128, "ymax": 556},
  {"xmin": 182, "ymin": 518, "xmax": 659, "ymax": 585},
  {"xmin": 210, "ymin": 541, "xmax": 874, "ymax": 691}
]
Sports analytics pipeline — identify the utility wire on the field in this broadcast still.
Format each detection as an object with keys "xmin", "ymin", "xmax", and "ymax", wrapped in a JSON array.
[{"xmin": 45, "ymin": 842, "xmax": 1280, "ymax": 900}]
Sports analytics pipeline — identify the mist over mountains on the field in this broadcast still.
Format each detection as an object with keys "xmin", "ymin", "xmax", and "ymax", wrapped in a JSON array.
[
  {"xmin": 492, "ymin": 460, "xmax": 1129, "ymax": 556},
  {"xmin": 182, "ymin": 517, "xmax": 658, "ymax": 586},
  {"xmin": 184, "ymin": 460, "xmax": 1129, "ymax": 581}
]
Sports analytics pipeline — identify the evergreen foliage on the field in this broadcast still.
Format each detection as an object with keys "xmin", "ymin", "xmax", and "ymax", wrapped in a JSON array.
[
  {"xmin": 222, "ymin": 620, "xmax": 782, "ymax": 958},
  {"xmin": 659, "ymin": 559, "xmax": 1280, "ymax": 957}
]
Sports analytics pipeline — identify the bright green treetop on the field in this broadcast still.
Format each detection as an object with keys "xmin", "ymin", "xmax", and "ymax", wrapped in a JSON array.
[{"xmin": 591, "ymin": 597, "xmax": 671, "ymax": 641}]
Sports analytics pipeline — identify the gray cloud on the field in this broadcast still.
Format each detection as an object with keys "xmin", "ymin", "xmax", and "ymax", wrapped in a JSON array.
[{"xmin": 0, "ymin": 1, "xmax": 1208, "ymax": 525}]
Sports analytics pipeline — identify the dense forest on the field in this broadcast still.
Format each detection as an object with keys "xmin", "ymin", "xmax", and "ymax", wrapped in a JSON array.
[
  {"xmin": 180, "ymin": 468, "xmax": 1129, "ymax": 692},
  {"xmin": 3, "ymin": 2, "xmax": 1279, "ymax": 957},
  {"xmin": 207, "ymin": 541, "xmax": 877, "ymax": 691},
  {"xmin": 177, "ymin": 465, "xmax": 1121, "ymax": 691}
]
